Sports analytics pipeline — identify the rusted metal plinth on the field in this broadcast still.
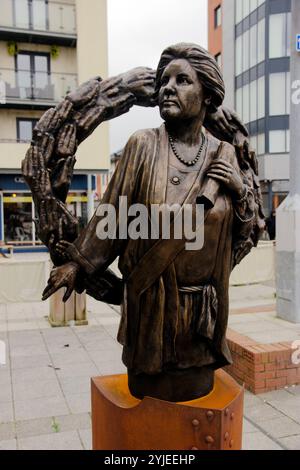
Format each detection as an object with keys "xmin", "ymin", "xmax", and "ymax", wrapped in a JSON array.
[{"xmin": 91, "ymin": 369, "xmax": 244, "ymax": 450}]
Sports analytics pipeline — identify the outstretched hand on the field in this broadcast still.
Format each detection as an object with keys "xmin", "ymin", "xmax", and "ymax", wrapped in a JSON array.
[
  {"xmin": 42, "ymin": 261, "xmax": 80, "ymax": 302},
  {"xmin": 205, "ymin": 106, "xmax": 248, "ymax": 143},
  {"xmin": 121, "ymin": 67, "xmax": 157, "ymax": 107}
]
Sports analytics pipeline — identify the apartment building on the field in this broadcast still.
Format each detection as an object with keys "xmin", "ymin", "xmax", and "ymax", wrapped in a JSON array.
[
  {"xmin": 208, "ymin": 0, "xmax": 292, "ymax": 216},
  {"xmin": 0, "ymin": 0, "xmax": 109, "ymax": 249}
]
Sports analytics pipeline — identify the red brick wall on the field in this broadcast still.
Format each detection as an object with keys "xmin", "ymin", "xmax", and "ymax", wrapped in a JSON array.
[
  {"xmin": 225, "ymin": 329, "xmax": 300, "ymax": 394},
  {"xmin": 208, "ymin": 0, "xmax": 222, "ymax": 58}
]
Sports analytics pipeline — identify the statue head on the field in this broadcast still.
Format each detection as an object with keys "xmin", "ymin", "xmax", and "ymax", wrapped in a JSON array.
[{"xmin": 155, "ymin": 42, "xmax": 225, "ymax": 117}]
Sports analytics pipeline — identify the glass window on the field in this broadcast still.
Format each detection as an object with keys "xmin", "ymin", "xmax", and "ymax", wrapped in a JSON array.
[
  {"xmin": 236, "ymin": 0, "xmax": 243, "ymax": 24},
  {"xmin": 269, "ymin": 14, "xmax": 287, "ymax": 58},
  {"xmin": 257, "ymin": 76, "xmax": 265, "ymax": 119},
  {"xmin": 269, "ymin": 72, "xmax": 290, "ymax": 116},
  {"xmin": 250, "ymin": 0, "xmax": 258, "ymax": 13},
  {"xmin": 287, "ymin": 12, "xmax": 291, "ymax": 57},
  {"xmin": 242, "ymin": 30, "xmax": 250, "ymax": 72},
  {"xmin": 257, "ymin": 18, "xmax": 265, "ymax": 63},
  {"xmin": 236, "ymin": 87, "xmax": 243, "ymax": 118},
  {"xmin": 243, "ymin": 0, "xmax": 250, "ymax": 19},
  {"xmin": 235, "ymin": 35, "xmax": 243, "ymax": 76},
  {"xmin": 250, "ymin": 80, "xmax": 257, "ymax": 122},
  {"xmin": 17, "ymin": 119, "xmax": 38, "ymax": 141},
  {"xmin": 14, "ymin": 0, "xmax": 29, "ymax": 28},
  {"xmin": 286, "ymin": 71, "xmax": 291, "ymax": 115},
  {"xmin": 32, "ymin": 0, "xmax": 47, "ymax": 30},
  {"xmin": 250, "ymin": 134, "xmax": 258, "ymax": 153},
  {"xmin": 16, "ymin": 52, "xmax": 50, "ymax": 99},
  {"xmin": 3, "ymin": 193, "xmax": 33, "ymax": 244},
  {"xmin": 243, "ymin": 83, "xmax": 250, "ymax": 123},
  {"xmin": 269, "ymin": 73, "xmax": 286, "ymax": 115},
  {"xmin": 257, "ymin": 133, "xmax": 265, "ymax": 155},
  {"xmin": 214, "ymin": 5, "xmax": 222, "ymax": 28},
  {"xmin": 250, "ymin": 24, "xmax": 257, "ymax": 68},
  {"xmin": 269, "ymin": 130, "xmax": 286, "ymax": 153}
]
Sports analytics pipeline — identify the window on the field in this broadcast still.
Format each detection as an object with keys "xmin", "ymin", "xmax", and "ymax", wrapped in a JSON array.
[
  {"xmin": 269, "ymin": 130, "xmax": 289, "ymax": 153},
  {"xmin": 214, "ymin": 5, "xmax": 222, "ymax": 28},
  {"xmin": 257, "ymin": 18, "xmax": 265, "ymax": 63},
  {"xmin": 236, "ymin": 88, "xmax": 243, "ymax": 118},
  {"xmin": 242, "ymin": 30, "xmax": 250, "ymax": 73},
  {"xmin": 215, "ymin": 53, "xmax": 222, "ymax": 69},
  {"xmin": 3, "ymin": 193, "xmax": 33, "ymax": 244},
  {"xmin": 17, "ymin": 118, "xmax": 39, "ymax": 141},
  {"xmin": 269, "ymin": 13, "xmax": 290, "ymax": 59},
  {"xmin": 250, "ymin": 24, "xmax": 257, "ymax": 68},
  {"xmin": 243, "ymin": 83, "xmax": 250, "ymax": 124},
  {"xmin": 14, "ymin": 0, "xmax": 48, "ymax": 31},
  {"xmin": 235, "ymin": 35, "xmax": 243, "ymax": 76},
  {"xmin": 250, "ymin": 80, "xmax": 257, "ymax": 122},
  {"xmin": 257, "ymin": 76, "xmax": 265, "ymax": 119},
  {"xmin": 16, "ymin": 52, "xmax": 51, "ymax": 100},
  {"xmin": 269, "ymin": 72, "xmax": 290, "ymax": 116}
]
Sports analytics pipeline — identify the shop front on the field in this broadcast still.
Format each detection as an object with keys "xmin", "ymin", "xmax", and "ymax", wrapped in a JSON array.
[{"xmin": 0, "ymin": 174, "xmax": 95, "ymax": 251}]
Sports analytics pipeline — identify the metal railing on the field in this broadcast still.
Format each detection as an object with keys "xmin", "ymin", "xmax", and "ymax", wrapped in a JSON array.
[
  {"xmin": 0, "ymin": 68, "xmax": 77, "ymax": 103},
  {"xmin": 0, "ymin": 0, "xmax": 76, "ymax": 35}
]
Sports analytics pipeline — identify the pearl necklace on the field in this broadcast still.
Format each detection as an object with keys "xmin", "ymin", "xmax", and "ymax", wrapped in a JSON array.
[{"xmin": 168, "ymin": 132, "xmax": 205, "ymax": 167}]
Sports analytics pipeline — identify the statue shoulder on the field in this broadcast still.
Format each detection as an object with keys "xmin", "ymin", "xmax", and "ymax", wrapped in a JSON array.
[{"xmin": 127, "ymin": 127, "xmax": 159, "ymax": 145}]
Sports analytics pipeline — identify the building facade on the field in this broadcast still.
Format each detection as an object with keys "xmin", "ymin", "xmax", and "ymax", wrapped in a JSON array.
[
  {"xmin": 0, "ymin": 0, "xmax": 109, "ymax": 249},
  {"xmin": 209, "ymin": 0, "xmax": 292, "ymax": 216}
]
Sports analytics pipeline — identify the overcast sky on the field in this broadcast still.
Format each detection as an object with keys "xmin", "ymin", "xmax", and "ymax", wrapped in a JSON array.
[{"xmin": 107, "ymin": 0, "xmax": 208, "ymax": 153}]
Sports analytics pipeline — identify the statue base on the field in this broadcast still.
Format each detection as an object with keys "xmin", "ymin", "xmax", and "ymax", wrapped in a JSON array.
[
  {"xmin": 48, "ymin": 288, "xmax": 88, "ymax": 327},
  {"xmin": 91, "ymin": 369, "xmax": 244, "ymax": 450}
]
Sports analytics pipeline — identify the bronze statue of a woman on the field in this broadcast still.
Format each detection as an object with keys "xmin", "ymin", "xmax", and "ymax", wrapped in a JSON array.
[{"xmin": 23, "ymin": 43, "xmax": 264, "ymax": 402}]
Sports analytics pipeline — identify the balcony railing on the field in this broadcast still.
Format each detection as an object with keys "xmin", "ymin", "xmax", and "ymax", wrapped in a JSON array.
[
  {"xmin": 0, "ymin": 0, "xmax": 76, "ymax": 37},
  {"xmin": 0, "ymin": 68, "xmax": 77, "ymax": 105}
]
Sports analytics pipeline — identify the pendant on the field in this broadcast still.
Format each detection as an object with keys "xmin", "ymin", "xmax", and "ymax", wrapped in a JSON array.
[{"xmin": 170, "ymin": 176, "xmax": 181, "ymax": 185}]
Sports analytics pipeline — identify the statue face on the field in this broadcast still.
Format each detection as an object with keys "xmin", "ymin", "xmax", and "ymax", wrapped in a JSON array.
[{"xmin": 158, "ymin": 58, "xmax": 204, "ymax": 122}]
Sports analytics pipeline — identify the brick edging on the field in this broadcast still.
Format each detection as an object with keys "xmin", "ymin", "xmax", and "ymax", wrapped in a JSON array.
[{"xmin": 225, "ymin": 329, "xmax": 300, "ymax": 394}]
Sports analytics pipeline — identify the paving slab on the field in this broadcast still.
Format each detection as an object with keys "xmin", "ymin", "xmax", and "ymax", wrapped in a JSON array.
[
  {"xmin": 0, "ymin": 439, "xmax": 17, "ymax": 450},
  {"xmin": 280, "ymin": 435, "xmax": 300, "ymax": 450},
  {"xmin": 18, "ymin": 430, "xmax": 83, "ymax": 450},
  {"xmin": 14, "ymin": 395, "xmax": 69, "ymax": 421},
  {"xmin": 64, "ymin": 393, "xmax": 91, "ymax": 414},
  {"xmin": 242, "ymin": 431, "xmax": 283, "ymax": 450},
  {"xmin": 78, "ymin": 428, "xmax": 92, "ymax": 450}
]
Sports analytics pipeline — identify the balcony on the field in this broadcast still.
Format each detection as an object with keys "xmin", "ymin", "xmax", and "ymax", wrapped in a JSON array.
[
  {"xmin": 0, "ymin": 67, "xmax": 77, "ymax": 108},
  {"xmin": 0, "ymin": 0, "xmax": 77, "ymax": 46}
]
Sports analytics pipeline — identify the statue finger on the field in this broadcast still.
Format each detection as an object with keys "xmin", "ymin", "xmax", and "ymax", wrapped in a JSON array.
[
  {"xmin": 63, "ymin": 285, "xmax": 74, "ymax": 303},
  {"xmin": 67, "ymin": 79, "xmax": 100, "ymax": 108},
  {"xmin": 100, "ymin": 76, "xmax": 122, "ymax": 93},
  {"xmin": 42, "ymin": 280, "xmax": 61, "ymax": 301}
]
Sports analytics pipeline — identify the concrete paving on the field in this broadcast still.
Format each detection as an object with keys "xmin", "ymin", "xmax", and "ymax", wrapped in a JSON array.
[{"xmin": 0, "ymin": 283, "xmax": 299, "ymax": 450}]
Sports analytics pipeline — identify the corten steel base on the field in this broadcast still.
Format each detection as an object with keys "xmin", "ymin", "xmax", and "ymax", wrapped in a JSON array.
[
  {"xmin": 48, "ymin": 288, "xmax": 88, "ymax": 327},
  {"xmin": 91, "ymin": 369, "xmax": 244, "ymax": 450}
]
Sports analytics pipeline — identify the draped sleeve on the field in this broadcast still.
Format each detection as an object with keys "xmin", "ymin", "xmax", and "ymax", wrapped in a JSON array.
[{"xmin": 67, "ymin": 130, "xmax": 148, "ymax": 275}]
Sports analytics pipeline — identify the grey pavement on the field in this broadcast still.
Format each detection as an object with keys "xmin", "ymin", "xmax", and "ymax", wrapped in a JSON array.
[{"xmin": 0, "ymin": 284, "xmax": 299, "ymax": 450}]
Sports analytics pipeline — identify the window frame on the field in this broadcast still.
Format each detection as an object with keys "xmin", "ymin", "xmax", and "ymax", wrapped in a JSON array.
[
  {"xmin": 214, "ymin": 5, "xmax": 222, "ymax": 28},
  {"xmin": 16, "ymin": 118, "xmax": 39, "ymax": 142}
]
